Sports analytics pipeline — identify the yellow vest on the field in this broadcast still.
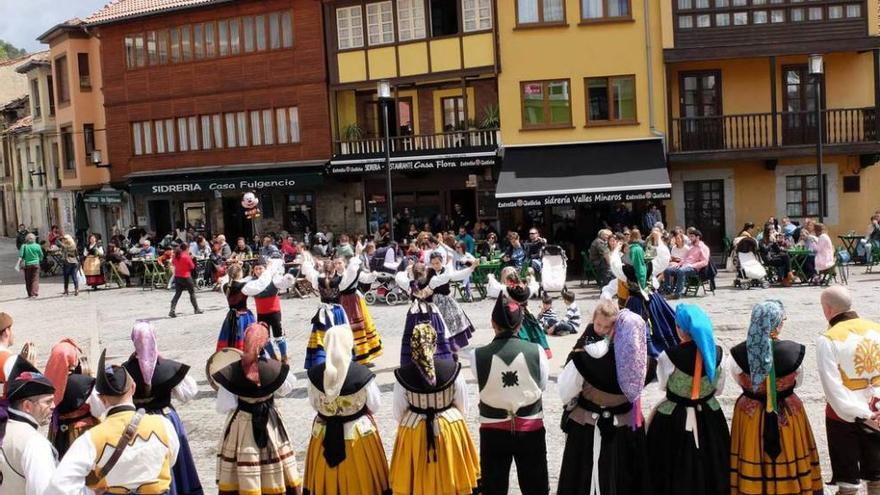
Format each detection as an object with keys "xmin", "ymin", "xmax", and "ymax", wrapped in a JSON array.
[
  {"xmin": 825, "ymin": 318, "xmax": 880, "ymax": 391},
  {"xmin": 87, "ymin": 410, "xmax": 173, "ymax": 495}
]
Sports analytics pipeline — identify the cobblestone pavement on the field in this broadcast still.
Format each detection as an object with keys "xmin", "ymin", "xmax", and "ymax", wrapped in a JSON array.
[{"xmin": 5, "ymin": 238, "xmax": 880, "ymax": 494}]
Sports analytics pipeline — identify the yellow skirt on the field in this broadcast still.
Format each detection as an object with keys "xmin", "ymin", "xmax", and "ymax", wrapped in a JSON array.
[
  {"xmin": 390, "ymin": 417, "xmax": 480, "ymax": 495},
  {"xmin": 303, "ymin": 422, "xmax": 390, "ymax": 495},
  {"xmin": 730, "ymin": 395, "xmax": 823, "ymax": 495},
  {"xmin": 340, "ymin": 293, "xmax": 383, "ymax": 364}
]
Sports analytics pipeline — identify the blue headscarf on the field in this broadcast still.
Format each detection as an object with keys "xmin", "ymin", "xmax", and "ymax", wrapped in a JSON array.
[
  {"xmin": 746, "ymin": 300, "xmax": 785, "ymax": 393},
  {"xmin": 674, "ymin": 304, "xmax": 717, "ymax": 382}
]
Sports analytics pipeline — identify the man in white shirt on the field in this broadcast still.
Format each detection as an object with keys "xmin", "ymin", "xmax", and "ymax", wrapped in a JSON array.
[{"xmin": 0, "ymin": 369, "xmax": 58, "ymax": 495}]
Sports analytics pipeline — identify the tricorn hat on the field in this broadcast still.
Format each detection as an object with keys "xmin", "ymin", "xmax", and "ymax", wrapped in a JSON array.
[
  {"xmin": 95, "ymin": 349, "xmax": 133, "ymax": 397},
  {"xmin": 6, "ymin": 371, "xmax": 54, "ymax": 402}
]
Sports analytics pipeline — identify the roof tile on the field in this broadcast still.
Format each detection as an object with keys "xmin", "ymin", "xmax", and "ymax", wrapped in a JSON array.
[{"xmin": 85, "ymin": 0, "xmax": 224, "ymax": 25}]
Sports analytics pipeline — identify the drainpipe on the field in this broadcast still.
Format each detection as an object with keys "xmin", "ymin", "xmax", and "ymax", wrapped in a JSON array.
[{"xmin": 644, "ymin": 0, "xmax": 665, "ymax": 141}]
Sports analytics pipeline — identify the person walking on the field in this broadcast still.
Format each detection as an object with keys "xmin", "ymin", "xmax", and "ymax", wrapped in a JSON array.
[
  {"xmin": 59, "ymin": 234, "xmax": 80, "ymax": 296},
  {"xmin": 18, "ymin": 233, "xmax": 43, "ymax": 298},
  {"xmin": 169, "ymin": 243, "xmax": 203, "ymax": 318}
]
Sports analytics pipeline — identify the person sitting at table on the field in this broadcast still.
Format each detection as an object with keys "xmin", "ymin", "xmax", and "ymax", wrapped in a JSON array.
[
  {"xmin": 502, "ymin": 232, "xmax": 526, "ymax": 269},
  {"xmin": 139, "ymin": 239, "xmax": 157, "ymax": 259},
  {"xmin": 232, "ymin": 237, "xmax": 253, "ymax": 259},
  {"xmin": 856, "ymin": 213, "xmax": 880, "ymax": 263},
  {"xmin": 759, "ymin": 224, "xmax": 795, "ymax": 286},
  {"xmin": 207, "ymin": 241, "xmax": 227, "ymax": 285},
  {"xmin": 106, "ymin": 242, "xmax": 132, "ymax": 287},
  {"xmin": 477, "ymin": 232, "xmax": 500, "ymax": 259},
  {"xmin": 813, "ymin": 223, "xmax": 835, "ymax": 279}
]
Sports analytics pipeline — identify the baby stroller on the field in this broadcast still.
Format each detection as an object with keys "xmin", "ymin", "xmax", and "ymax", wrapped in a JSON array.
[
  {"xmin": 364, "ymin": 272, "xmax": 410, "ymax": 305},
  {"xmin": 733, "ymin": 237, "xmax": 769, "ymax": 289},
  {"xmin": 540, "ymin": 245, "xmax": 568, "ymax": 296}
]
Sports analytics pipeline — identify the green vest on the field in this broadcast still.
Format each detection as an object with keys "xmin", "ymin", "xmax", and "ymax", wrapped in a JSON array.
[{"xmin": 474, "ymin": 334, "xmax": 543, "ymax": 421}]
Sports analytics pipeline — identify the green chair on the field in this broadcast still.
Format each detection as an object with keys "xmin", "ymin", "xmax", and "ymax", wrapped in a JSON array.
[
  {"xmin": 108, "ymin": 263, "xmax": 126, "ymax": 289},
  {"xmin": 720, "ymin": 237, "xmax": 733, "ymax": 268},
  {"xmin": 866, "ymin": 245, "xmax": 880, "ymax": 273},
  {"xmin": 580, "ymin": 250, "xmax": 597, "ymax": 287},
  {"xmin": 141, "ymin": 261, "xmax": 155, "ymax": 290},
  {"xmin": 470, "ymin": 265, "xmax": 491, "ymax": 300}
]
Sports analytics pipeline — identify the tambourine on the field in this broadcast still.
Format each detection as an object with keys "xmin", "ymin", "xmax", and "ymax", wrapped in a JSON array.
[{"xmin": 206, "ymin": 347, "xmax": 243, "ymax": 391}]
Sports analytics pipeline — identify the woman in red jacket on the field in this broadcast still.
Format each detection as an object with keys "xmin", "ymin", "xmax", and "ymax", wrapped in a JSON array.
[{"xmin": 169, "ymin": 243, "xmax": 203, "ymax": 318}]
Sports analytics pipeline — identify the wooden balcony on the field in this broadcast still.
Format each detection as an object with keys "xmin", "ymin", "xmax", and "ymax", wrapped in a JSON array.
[
  {"xmin": 333, "ymin": 129, "xmax": 500, "ymax": 159},
  {"xmin": 669, "ymin": 107, "xmax": 880, "ymax": 161}
]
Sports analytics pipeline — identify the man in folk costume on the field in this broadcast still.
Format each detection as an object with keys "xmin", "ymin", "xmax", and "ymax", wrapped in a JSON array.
[
  {"xmin": 470, "ymin": 294, "xmax": 550, "ymax": 495},
  {"xmin": 242, "ymin": 257, "xmax": 296, "ymax": 364},
  {"xmin": 43, "ymin": 338, "xmax": 99, "ymax": 458},
  {"xmin": 47, "ymin": 349, "xmax": 180, "ymax": 495},
  {"xmin": 303, "ymin": 324, "xmax": 389, "ymax": 495},
  {"xmin": 557, "ymin": 308, "xmax": 653, "ymax": 495},
  {"xmin": 123, "ymin": 321, "xmax": 203, "ymax": 495},
  {"xmin": 211, "ymin": 322, "xmax": 300, "ymax": 495},
  {"xmin": 0, "ymin": 369, "xmax": 58, "ymax": 495},
  {"xmin": 817, "ymin": 286, "xmax": 880, "ymax": 495}
]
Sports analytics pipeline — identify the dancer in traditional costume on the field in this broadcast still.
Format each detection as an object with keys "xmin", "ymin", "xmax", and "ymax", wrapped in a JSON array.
[
  {"xmin": 389, "ymin": 322, "xmax": 480, "ymax": 495},
  {"xmin": 242, "ymin": 258, "xmax": 296, "ymax": 364},
  {"xmin": 730, "ymin": 300, "xmax": 823, "ymax": 495},
  {"xmin": 470, "ymin": 295, "xmax": 550, "ymax": 495},
  {"xmin": 427, "ymin": 252, "xmax": 477, "ymax": 352},
  {"xmin": 816, "ymin": 286, "xmax": 880, "ymax": 495},
  {"xmin": 338, "ymin": 256, "xmax": 384, "ymax": 364},
  {"xmin": 396, "ymin": 261, "xmax": 455, "ymax": 365},
  {"xmin": 488, "ymin": 268, "xmax": 551, "ymax": 358},
  {"xmin": 301, "ymin": 257, "xmax": 351, "ymax": 369},
  {"xmin": 211, "ymin": 322, "xmax": 300, "ymax": 495},
  {"xmin": 647, "ymin": 303, "xmax": 730, "ymax": 495},
  {"xmin": 609, "ymin": 232, "xmax": 679, "ymax": 357},
  {"xmin": 47, "ymin": 349, "xmax": 180, "ymax": 495},
  {"xmin": 43, "ymin": 338, "xmax": 99, "ymax": 458},
  {"xmin": 217, "ymin": 263, "xmax": 256, "ymax": 351},
  {"xmin": 557, "ymin": 307, "xmax": 652, "ymax": 495},
  {"xmin": 124, "ymin": 322, "xmax": 203, "ymax": 495},
  {"xmin": 304, "ymin": 323, "xmax": 389, "ymax": 495}
]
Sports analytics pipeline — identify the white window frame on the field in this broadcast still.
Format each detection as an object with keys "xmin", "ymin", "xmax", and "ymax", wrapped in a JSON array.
[
  {"xmin": 225, "ymin": 113, "xmax": 237, "ymax": 147},
  {"xmin": 262, "ymin": 109, "xmax": 274, "ymax": 145},
  {"xmin": 165, "ymin": 118, "xmax": 176, "ymax": 152},
  {"xmin": 250, "ymin": 110, "xmax": 263, "ymax": 146},
  {"xmin": 463, "ymin": 0, "xmax": 493, "ymax": 32},
  {"xmin": 143, "ymin": 122, "xmax": 153, "ymax": 154},
  {"xmin": 132, "ymin": 122, "xmax": 143, "ymax": 155},
  {"xmin": 336, "ymin": 6, "xmax": 364, "ymax": 50},
  {"xmin": 188, "ymin": 116, "xmax": 199, "ymax": 151},
  {"xmin": 277, "ymin": 108, "xmax": 289, "ymax": 144},
  {"xmin": 397, "ymin": 0, "xmax": 426, "ymax": 41},
  {"xmin": 201, "ymin": 115, "xmax": 213, "ymax": 149},
  {"xmin": 177, "ymin": 117, "xmax": 189, "ymax": 152},
  {"xmin": 289, "ymin": 107, "xmax": 300, "ymax": 143},
  {"xmin": 155, "ymin": 120, "xmax": 166, "ymax": 153},
  {"xmin": 212, "ymin": 114, "xmax": 223, "ymax": 148},
  {"xmin": 366, "ymin": 1, "xmax": 394, "ymax": 46}
]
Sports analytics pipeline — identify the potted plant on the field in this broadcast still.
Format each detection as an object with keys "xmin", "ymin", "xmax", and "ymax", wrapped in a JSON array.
[
  {"xmin": 340, "ymin": 123, "xmax": 364, "ymax": 154},
  {"xmin": 479, "ymin": 104, "xmax": 500, "ymax": 129}
]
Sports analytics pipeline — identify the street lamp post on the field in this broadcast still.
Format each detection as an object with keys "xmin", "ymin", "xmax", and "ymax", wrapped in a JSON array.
[
  {"xmin": 808, "ymin": 54, "xmax": 824, "ymax": 223},
  {"xmin": 377, "ymin": 80, "xmax": 394, "ymax": 232},
  {"xmin": 28, "ymin": 166, "xmax": 50, "ymax": 233}
]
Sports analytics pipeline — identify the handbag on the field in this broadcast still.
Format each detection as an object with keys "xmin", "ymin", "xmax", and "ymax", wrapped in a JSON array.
[
  {"xmin": 76, "ymin": 268, "xmax": 87, "ymax": 287},
  {"xmin": 13, "ymin": 258, "xmax": 21, "ymax": 272}
]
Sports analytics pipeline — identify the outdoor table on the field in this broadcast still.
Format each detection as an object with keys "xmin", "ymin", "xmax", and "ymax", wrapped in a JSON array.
[
  {"xmin": 787, "ymin": 249, "xmax": 814, "ymax": 283},
  {"xmin": 838, "ymin": 235, "xmax": 862, "ymax": 262},
  {"xmin": 471, "ymin": 260, "xmax": 502, "ymax": 298}
]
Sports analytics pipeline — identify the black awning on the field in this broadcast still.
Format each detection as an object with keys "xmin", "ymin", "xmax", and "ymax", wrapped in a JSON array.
[
  {"xmin": 128, "ymin": 167, "xmax": 324, "ymax": 195},
  {"xmin": 496, "ymin": 139, "xmax": 671, "ymax": 208}
]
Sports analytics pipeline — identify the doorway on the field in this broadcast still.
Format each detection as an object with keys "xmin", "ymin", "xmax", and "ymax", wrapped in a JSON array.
[
  {"xmin": 782, "ymin": 65, "xmax": 823, "ymax": 145},
  {"xmin": 679, "ymin": 71, "xmax": 723, "ymax": 151},
  {"xmin": 147, "ymin": 200, "xmax": 172, "ymax": 236},
  {"xmin": 449, "ymin": 189, "xmax": 477, "ymax": 230},
  {"xmin": 684, "ymin": 180, "xmax": 725, "ymax": 253},
  {"xmin": 222, "ymin": 197, "xmax": 253, "ymax": 242}
]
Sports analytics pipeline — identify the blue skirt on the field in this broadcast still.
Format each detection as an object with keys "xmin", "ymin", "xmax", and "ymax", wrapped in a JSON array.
[
  {"xmin": 625, "ymin": 292, "xmax": 679, "ymax": 357},
  {"xmin": 400, "ymin": 303, "xmax": 454, "ymax": 366},
  {"xmin": 304, "ymin": 304, "xmax": 348, "ymax": 369},
  {"xmin": 163, "ymin": 408, "xmax": 204, "ymax": 495},
  {"xmin": 216, "ymin": 309, "xmax": 256, "ymax": 351}
]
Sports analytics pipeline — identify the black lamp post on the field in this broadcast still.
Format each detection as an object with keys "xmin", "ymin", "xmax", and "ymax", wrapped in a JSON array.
[
  {"xmin": 377, "ymin": 80, "xmax": 394, "ymax": 231},
  {"xmin": 28, "ymin": 165, "xmax": 51, "ymax": 231},
  {"xmin": 809, "ymin": 54, "xmax": 824, "ymax": 223}
]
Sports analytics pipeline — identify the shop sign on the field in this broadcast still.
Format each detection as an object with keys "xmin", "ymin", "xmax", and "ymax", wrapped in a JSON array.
[
  {"xmin": 329, "ymin": 155, "xmax": 498, "ymax": 175},
  {"xmin": 130, "ymin": 174, "xmax": 322, "ymax": 195},
  {"xmin": 497, "ymin": 188, "xmax": 672, "ymax": 209}
]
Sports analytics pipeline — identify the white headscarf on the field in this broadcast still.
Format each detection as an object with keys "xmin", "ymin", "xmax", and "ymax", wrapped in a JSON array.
[{"xmin": 323, "ymin": 324, "xmax": 354, "ymax": 401}]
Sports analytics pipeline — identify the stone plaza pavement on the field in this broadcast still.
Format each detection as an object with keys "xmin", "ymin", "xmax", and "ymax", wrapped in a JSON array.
[{"xmin": 4, "ymin": 238, "xmax": 880, "ymax": 494}]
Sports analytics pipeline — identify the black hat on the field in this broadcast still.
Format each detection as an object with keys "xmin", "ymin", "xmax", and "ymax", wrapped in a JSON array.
[
  {"xmin": 6, "ymin": 371, "xmax": 54, "ymax": 402},
  {"xmin": 492, "ymin": 295, "xmax": 523, "ymax": 332},
  {"xmin": 95, "ymin": 349, "xmax": 132, "ymax": 397},
  {"xmin": 508, "ymin": 285, "xmax": 530, "ymax": 304}
]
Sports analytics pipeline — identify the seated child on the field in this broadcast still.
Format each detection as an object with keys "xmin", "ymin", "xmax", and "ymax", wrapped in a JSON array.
[
  {"xmin": 537, "ymin": 294, "xmax": 559, "ymax": 331},
  {"xmin": 546, "ymin": 288, "xmax": 580, "ymax": 336}
]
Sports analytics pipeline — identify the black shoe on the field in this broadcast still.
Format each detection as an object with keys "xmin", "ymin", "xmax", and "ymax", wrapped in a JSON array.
[
  {"xmin": 194, "ymin": 308, "xmax": 204, "ymax": 314},
  {"xmin": 169, "ymin": 310, "xmax": 177, "ymax": 318}
]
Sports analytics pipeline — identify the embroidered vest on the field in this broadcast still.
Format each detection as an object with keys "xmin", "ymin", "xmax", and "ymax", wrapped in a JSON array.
[
  {"xmin": 0, "ymin": 416, "xmax": 54, "ymax": 494},
  {"xmin": 824, "ymin": 318, "xmax": 880, "ymax": 392},
  {"xmin": 474, "ymin": 335, "xmax": 543, "ymax": 421}
]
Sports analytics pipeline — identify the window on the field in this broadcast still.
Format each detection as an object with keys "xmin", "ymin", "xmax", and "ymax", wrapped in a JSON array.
[
  {"xmin": 398, "ymin": 0, "xmax": 427, "ymax": 41},
  {"xmin": 143, "ymin": 122, "xmax": 153, "ymax": 154},
  {"xmin": 47, "ymin": 75, "xmax": 55, "ymax": 115},
  {"xmin": 83, "ymin": 124, "xmax": 95, "ymax": 160},
  {"xmin": 716, "ymin": 0, "xmax": 729, "ymax": 6},
  {"xmin": 521, "ymin": 80, "xmax": 571, "ymax": 128},
  {"xmin": 178, "ymin": 118, "xmax": 189, "ymax": 152},
  {"xmin": 282, "ymin": 12, "xmax": 294, "ymax": 47},
  {"xmin": 734, "ymin": 11, "xmax": 748, "ymax": 23},
  {"xmin": 753, "ymin": 10, "xmax": 768, "ymax": 23},
  {"xmin": 277, "ymin": 108, "xmax": 289, "ymax": 144},
  {"xmin": 846, "ymin": 4, "xmax": 861, "ymax": 16},
  {"xmin": 582, "ymin": 0, "xmax": 631, "ymax": 20},
  {"xmin": 255, "ymin": 15, "xmax": 267, "ymax": 51},
  {"xmin": 124, "ymin": 34, "xmax": 145, "ymax": 68},
  {"xmin": 218, "ymin": 20, "xmax": 229, "ymax": 56},
  {"xmin": 188, "ymin": 116, "xmax": 199, "ymax": 151},
  {"xmin": 337, "ymin": 6, "xmax": 364, "ymax": 49},
  {"xmin": 288, "ymin": 107, "xmax": 300, "ymax": 142},
  {"xmin": 517, "ymin": 0, "xmax": 565, "ymax": 25},
  {"xmin": 55, "ymin": 56, "xmax": 70, "ymax": 104},
  {"xmin": 696, "ymin": 0, "xmax": 709, "ymax": 7},
  {"xmin": 170, "ymin": 28, "xmax": 181, "ymax": 62},
  {"xmin": 679, "ymin": 0, "xmax": 692, "ymax": 8},
  {"xmin": 262, "ymin": 109, "xmax": 274, "ymax": 145},
  {"xmin": 201, "ymin": 116, "xmax": 213, "ymax": 149},
  {"xmin": 77, "ymin": 53, "xmax": 91, "ymax": 89},
  {"xmin": 181, "ymin": 26, "xmax": 192, "ymax": 61},
  {"xmin": 367, "ymin": 2, "xmax": 394, "ymax": 45},
  {"xmin": 243, "ymin": 16, "xmax": 255, "ymax": 52},
  {"xmin": 250, "ymin": 111, "xmax": 263, "ymax": 146},
  {"xmin": 231, "ymin": 18, "xmax": 241, "ymax": 54},
  {"xmin": 586, "ymin": 75, "xmax": 636, "ymax": 124},
  {"xmin": 696, "ymin": 13, "xmax": 711, "ymax": 25},
  {"xmin": 135, "ymin": 34, "xmax": 146, "ymax": 67},
  {"xmin": 236, "ymin": 112, "xmax": 248, "ymax": 146},
  {"xmin": 463, "ymin": 0, "xmax": 493, "ymax": 31},
  {"xmin": 125, "ymin": 35, "xmax": 135, "ymax": 68},
  {"xmin": 828, "ymin": 5, "xmax": 843, "ymax": 18},
  {"xmin": 791, "ymin": 7, "xmax": 804, "ymax": 20},
  {"xmin": 155, "ymin": 120, "xmax": 166, "ymax": 153},
  {"xmin": 165, "ymin": 118, "xmax": 176, "ymax": 152},
  {"xmin": 62, "ymin": 126, "xmax": 75, "ymax": 170},
  {"xmin": 132, "ymin": 122, "xmax": 144, "ymax": 156},
  {"xmin": 212, "ymin": 114, "xmax": 223, "ymax": 148},
  {"xmin": 158, "ymin": 30, "xmax": 169, "ymax": 64},
  {"xmin": 679, "ymin": 15, "xmax": 694, "ymax": 27},
  {"xmin": 771, "ymin": 9, "xmax": 785, "ymax": 22},
  {"xmin": 194, "ymin": 24, "xmax": 205, "ymax": 59},
  {"xmin": 431, "ymin": 0, "xmax": 461, "ymax": 35},
  {"xmin": 147, "ymin": 31, "xmax": 158, "ymax": 65},
  {"xmin": 205, "ymin": 23, "xmax": 215, "ymax": 58},
  {"xmin": 31, "ymin": 79, "xmax": 41, "ymax": 118},
  {"xmin": 785, "ymin": 174, "xmax": 827, "ymax": 217},
  {"xmin": 442, "ymin": 97, "xmax": 465, "ymax": 130},
  {"xmin": 225, "ymin": 113, "xmax": 238, "ymax": 147},
  {"xmin": 715, "ymin": 12, "xmax": 730, "ymax": 25},
  {"xmin": 269, "ymin": 12, "xmax": 282, "ymax": 49},
  {"xmin": 808, "ymin": 6, "xmax": 822, "ymax": 19}
]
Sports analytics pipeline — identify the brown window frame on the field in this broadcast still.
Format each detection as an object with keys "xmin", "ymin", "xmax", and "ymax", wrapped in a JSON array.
[
  {"xmin": 54, "ymin": 55, "xmax": 70, "ymax": 105},
  {"xmin": 579, "ymin": 0, "xmax": 634, "ymax": 24},
  {"xmin": 584, "ymin": 74, "xmax": 638, "ymax": 126},
  {"xmin": 785, "ymin": 174, "xmax": 827, "ymax": 218},
  {"xmin": 519, "ymin": 79, "xmax": 573, "ymax": 130},
  {"xmin": 77, "ymin": 53, "xmax": 91, "ymax": 91},
  {"xmin": 514, "ymin": 0, "xmax": 568, "ymax": 29},
  {"xmin": 61, "ymin": 126, "xmax": 76, "ymax": 174},
  {"xmin": 441, "ymin": 96, "xmax": 467, "ymax": 131}
]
